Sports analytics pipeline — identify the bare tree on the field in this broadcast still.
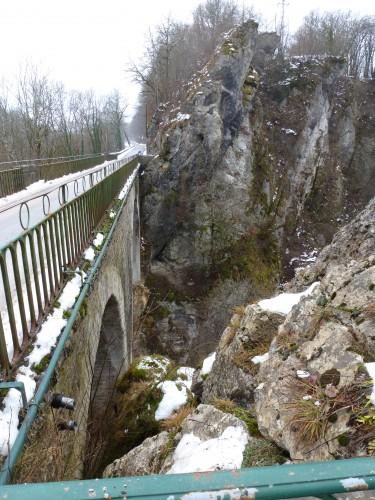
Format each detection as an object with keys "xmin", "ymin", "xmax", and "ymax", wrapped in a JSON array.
[
  {"xmin": 16, "ymin": 64, "xmax": 57, "ymax": 158},
  {"xmin": 103, "ymin": 91, "xmax": 129, "ymax": 151},
  {"xmin": 289, "ymin": 11, "xmax": 375, "ymax": 78}
]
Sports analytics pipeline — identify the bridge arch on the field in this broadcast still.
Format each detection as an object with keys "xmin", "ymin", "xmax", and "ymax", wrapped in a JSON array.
[{"xmin": 89, "ymin": 294, "xmax": 124, "ymax": 418}]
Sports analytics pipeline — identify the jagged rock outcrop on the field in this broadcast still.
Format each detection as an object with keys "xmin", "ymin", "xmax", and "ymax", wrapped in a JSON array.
[
  {"xmin": 140, "ymin": 19, "xmax": 375, "ymax": 364},
  {"xmin": 200, "ymin": 197, "xmax": 375, "ymax": 462},
  {"xmin": 255, "ymin": 199, "xmax": 375, "ymax": 460},
  {"xmin": 140, "ymin": 22, "xmax": 281, "ymax": 363},
  {"xmin": 103, "ymin": 404, "xmax": 250, "ymax": 477},
  {"xmin": 201, "ymin": 306, "xmax": 284, "ymax": 405}
]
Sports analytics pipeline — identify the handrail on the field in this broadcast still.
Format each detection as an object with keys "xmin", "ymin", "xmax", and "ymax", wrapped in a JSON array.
[
  {"xmin": 1, "ymin": 457, "xmax": 375, "ymax": 498},
  {"xmin": 0, "ymin": 154, "xmax": 139, "ymax": 227},
  {"xmin": 0, "ymin": 156, "xmax": 139, "ymax": 372},
  {"xmin": 0, "ymin": 147, "xmax": 135, "ymax": 170},
  {"xmin": 0, "ymin": 153, "xmax": 104, "ymax": 169},
  {"xmin": 0, "ymin": 153, "xmax": 123, "ymax": 198},
  {"xmin": 0, "ymin": 162, "xmax": 139, "ymax": 484}
]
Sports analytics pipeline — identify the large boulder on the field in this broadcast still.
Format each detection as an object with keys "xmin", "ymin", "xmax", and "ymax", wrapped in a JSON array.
[
  {"xmin": 103, "ymin": 404, "xmax": 252, "ymax": 477},
  {"xmin": 103, "ymin": 432, "xmax": 170, "ymax": 477}
]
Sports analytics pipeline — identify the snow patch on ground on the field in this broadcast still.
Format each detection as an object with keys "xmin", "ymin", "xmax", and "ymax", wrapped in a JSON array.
[
  {"xmin": 281, "ymin": 128, "xmax": 297, "ymax": 136},
  {"xmin": 155, "ymin": 367, "xmax": 194, "ymax": 421},
  {"xmin": 84, "ymin": 247, "xmax": 95, "ymax": 262},
  {"xmin": 258, "ymin": 282, "xmax": 319, "ymax": 315},
  {"xmin": 93, "ymin": 232, "xmax": 104, "ymax": 248},
  {"xmin": 166, "ymin": 425, "xmax": 248, "ymax": 474},
  {"xmin": 155, "ymin": 381, "xmax": 189, "ymax": 421},
  {"xmin": 201, "ymin": 352, "xmax": 216, "ymax": 375}
]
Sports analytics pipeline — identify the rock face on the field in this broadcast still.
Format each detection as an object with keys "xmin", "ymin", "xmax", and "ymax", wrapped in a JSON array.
[
  {"xmin": 140, "ymin": 20, "xmax": 375, "ymax": 364},
  {"xmin": 103, "ymin": 432, "xmax": 170, "ymax": 477},
  {"xmin": 255, "ymin": 199, "xmax": 375, "ymax": 460},
  {"xmin": 103, "ymin": 404, "xmax": 250, "ymax": 477},
  {"xmin": 201, "ymin": 306, "xmax": 284, "ymax": 405},
  {"xmin": 200, "ymin": 197, "xmax": 375, "ymax": 462},
  {"xmin": 105, "ymin": 198, "xmax": 375, "ymax": 471},
  {"xmin": 140, "ymin": 22, "xmax": 281, "ymax": 363}
]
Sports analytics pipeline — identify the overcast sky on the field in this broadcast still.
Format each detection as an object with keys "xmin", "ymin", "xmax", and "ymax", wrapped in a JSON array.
[{"xmin": 0, "ymin": 0, "xmax": 374, "ymax": 118}]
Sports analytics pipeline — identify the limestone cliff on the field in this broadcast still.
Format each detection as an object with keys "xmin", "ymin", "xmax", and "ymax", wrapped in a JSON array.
[{"xmin": 139, "ymin": 20, "xmax": 375, "ymax": 365}]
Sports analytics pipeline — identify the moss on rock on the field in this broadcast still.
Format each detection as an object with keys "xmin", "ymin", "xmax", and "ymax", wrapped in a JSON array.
[{"xmin": 242, "ymin": 439, "xmax": 287, "ymax": 467}]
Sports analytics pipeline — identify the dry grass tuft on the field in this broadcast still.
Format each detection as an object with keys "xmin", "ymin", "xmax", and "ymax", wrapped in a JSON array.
[
  {"xmin": 285, "ymin": 371, "xmax": 373, "ymax": 448},
  {"xmin": 160, "ymin": 404, "xmax": 195, "ymax": 431}
]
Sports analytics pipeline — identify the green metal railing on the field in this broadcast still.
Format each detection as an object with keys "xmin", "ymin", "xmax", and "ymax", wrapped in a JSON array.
[
  {"xmin": 1, "ymin": 457, "xmax": 375, "ymax": 498},
  {"xmin": 0, "ymin": 156, "xmax": 138, "ymax": 372},
  {"xmin": 0, "ymin": 168, "xmax": 26, "ymax": 197},
  {"xmin": 0, "ymin": 153, "xmax": 119, "ymax": 198},
  {"xmin": 40, "ymin": 155, "xmax": 107, "ymax": 182}
]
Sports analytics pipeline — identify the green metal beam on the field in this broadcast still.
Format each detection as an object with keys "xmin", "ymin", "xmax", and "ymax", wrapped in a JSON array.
[{"xmin": 1, "ymin": 458, "xmax": 375, "ymax": 499}]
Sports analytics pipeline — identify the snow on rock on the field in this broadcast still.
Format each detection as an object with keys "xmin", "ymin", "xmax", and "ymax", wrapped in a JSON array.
[
  {"xmin": 166, "ymin": 425, "xmax": 248, "ymax": 474},
  {"xmin": 290, "ymin": 249, "xmax": 318, "ymax": 266},
  {"xmin": 258, "ymin": 282, "xmax": 319, "ymax": 315},
  {"xmin": 201, "ymin": 352, "xmax": 216, "ymax": 375},
  {"xmin": 138, "ymin": 355, "xmax": 170, "ymax": 378},
  {"xmin": 365, "ymin": 362, "xmax": 375, "ymax": 405},
  {"xmin": 296, "ymin": 370, "xmax": 310, "ymax": 379},
  {"xmin": 0, "ymin": 271, "xmax": 83, "ymax": 456},
  {"xmin": 176, "ymin": 113, "xmax": 190, "ymax": 121},
  {"xmin": 84, "ymin": 247, "xmax": 95, "ymax": 262},
  {"xmin": 281, "ymin": 127, "xmax": 298, "ymax": 136},
  {"xmin": 252, "ymin": 352, "xmax": 269, "ymax": 364}
]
